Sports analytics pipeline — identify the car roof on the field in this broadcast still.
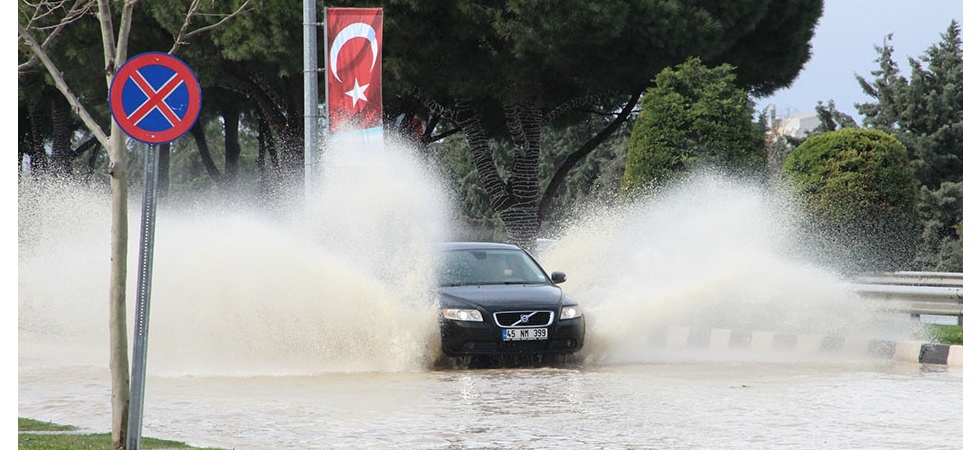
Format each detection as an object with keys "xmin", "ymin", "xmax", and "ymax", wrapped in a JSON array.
[{"xmin": 435, "ymin": 241, "xmax": 524, "ymax": 251}]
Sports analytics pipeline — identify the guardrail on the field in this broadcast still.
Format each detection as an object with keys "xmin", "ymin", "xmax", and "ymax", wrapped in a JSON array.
[{"xmin": 850, "ymin": 272, "xmax": 963, "ymax": 325}]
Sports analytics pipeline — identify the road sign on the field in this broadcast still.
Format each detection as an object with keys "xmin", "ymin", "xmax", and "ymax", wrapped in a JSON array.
[{"xmin": 109, "ymin": 52, "xmax": 201, "ymax": 144}]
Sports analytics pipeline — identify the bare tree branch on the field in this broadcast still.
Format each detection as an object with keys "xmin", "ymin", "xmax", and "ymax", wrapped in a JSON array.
[
  {"xmin": 112, "ymin": 0, "xmax": 139, "ymax": 72},
  {"xmin": 18, "ymin": 0, "xmax": 95, "ymax": 72},
  {"xmin": 167, "ymin": 0, "xmax": 201, "ymax": 54},
  {"xmin": 543, "ymin": 91, "xmax": 621, "ymax": 125},
  {"xmin": 97, "ymin": 0, "xmax": 116, "ymax": 76},
  {"xmin": 168, "ymin": 0, "xmax": 254, "ymax": 55},
  {"xmin": 18, "ymin": 21, "xmax": 110, "ymax": 148}
]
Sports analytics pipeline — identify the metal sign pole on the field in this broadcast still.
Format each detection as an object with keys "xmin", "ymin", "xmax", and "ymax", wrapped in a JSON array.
[
  {"xmin": 109, "ymin": 52, "xmax": 198, "ymax": 450},
  {"xmin": 126, "ymin": 143, "xmax": 161, "ymax": 450}
]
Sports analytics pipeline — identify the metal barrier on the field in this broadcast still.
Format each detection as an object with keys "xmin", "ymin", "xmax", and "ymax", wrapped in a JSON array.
[
  {"xmin": 851, "ymin": 272, "xmax": 963, "ymax": 325},
  {"xmin": 856, "ymin": 271, "xmax": 963, "ymax": 287}
]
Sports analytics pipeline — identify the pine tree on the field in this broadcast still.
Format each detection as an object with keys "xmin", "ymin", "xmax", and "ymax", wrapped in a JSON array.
[
  {"xmin": 854, "ymin": 20, "xmax": 963, "ymax": 271},
  {"xmin": 622, "ymin": 58, "xmax": 766, "ymax": 195},
  {"xmin": 856, "ymin": 21, "xmax": 962, "ymax": 189}
]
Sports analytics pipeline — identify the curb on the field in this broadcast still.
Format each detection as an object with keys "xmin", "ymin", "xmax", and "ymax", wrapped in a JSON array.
[{"xmin": 656, "ymin": 326, "xmax": 963, "ymax": 367}]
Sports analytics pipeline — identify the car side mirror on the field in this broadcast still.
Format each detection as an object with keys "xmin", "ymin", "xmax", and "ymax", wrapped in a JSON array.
[{"xmin": 551, "ymin": 271, "xmax": 566, "ymax": 284}]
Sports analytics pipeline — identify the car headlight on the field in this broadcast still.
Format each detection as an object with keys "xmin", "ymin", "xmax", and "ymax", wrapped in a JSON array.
[
  {"xmin": 560, "ymin": 305, "xmax": 582, "ymax": 320},
  {"xmin": 442, "ymin": 308, "xmax": 483, "ymax": 322}
]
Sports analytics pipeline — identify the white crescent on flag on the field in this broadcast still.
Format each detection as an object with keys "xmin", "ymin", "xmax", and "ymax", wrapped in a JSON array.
[{"xmin": 329, "ymin": 22, "xmax": 379, "ymax": 83}]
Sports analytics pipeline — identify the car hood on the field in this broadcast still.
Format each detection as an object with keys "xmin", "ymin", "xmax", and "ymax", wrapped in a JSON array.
[{"xmin": 438, "ymin": 284, "xmax": 564, "ymax": 310}]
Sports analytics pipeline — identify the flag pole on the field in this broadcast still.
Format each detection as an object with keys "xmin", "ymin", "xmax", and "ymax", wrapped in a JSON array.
[{"xmin": 303, "ymin": 0, "xmax": 319, "ymax": 212}]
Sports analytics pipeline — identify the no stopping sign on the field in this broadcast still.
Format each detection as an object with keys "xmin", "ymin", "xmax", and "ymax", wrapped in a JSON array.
[{"xmin": 109, "ymin": 52, "xmax": 202, "ymax": 144}]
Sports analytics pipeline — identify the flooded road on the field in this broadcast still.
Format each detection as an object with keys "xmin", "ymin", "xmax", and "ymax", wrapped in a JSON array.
[
  {"xmin": 19, "ymin": 352, "xmax": 962, "ymax": 449},
  {"xmin": 18, "ymin": 153, "xmax": 964, "ymax": 449}
]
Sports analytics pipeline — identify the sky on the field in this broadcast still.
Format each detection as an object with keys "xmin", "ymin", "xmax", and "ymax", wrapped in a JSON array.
[{"xmin": 756, "ymin": 0, "xmax": 965, "ymax": 121}]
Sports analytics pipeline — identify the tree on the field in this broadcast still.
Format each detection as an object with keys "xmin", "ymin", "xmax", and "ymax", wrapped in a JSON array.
[
  {"xmin": 621, "ymin": 58, "xmax": 766, "ymax": 195},
  {"xmin": 913, "ymin": 181, "xmax": 962, "ymax": 271},
  {"xmin": 173, "ymin": 0, "xmax": 337, "ymax": 191},
  {"xmin": 856, "ymin": 21, "xmax": 963, "ymax": 189},
  {"xmin": 20, "ymin": 4, "xmax": 136, "ymax": 447},
  {"xmin": 812, "ymin": 99, "xmax": 858, "ymax": 134},
  {"xmin": 383, "ymin": 0, "xmax": 823, "ymax": 250},
  {"xmin": 19, "ymin": 1, "xmax": 824, "ymax": 252},
  {"xmin": 17, "ymin": 1, "xmax": 112, "ymax": 178},
  {"xmin": 854, "ymin": 21, "xmax": 962, "ymax": 271},
  {"xmin": 781, "ymin": 128, "xmax": 918, "ymax": 273},
  {"xmin": 19, "ymin": 2, "xmax": 252, "ymax": 447},
  {"xmin": 431, "ymin": 133, "xmax": 509, "ymax": 242},
  {"xmin": 538, "ymin": 110, "xmax": 636, "ymax": 227},
  {"xmin": 855, "ymin": 33, "xmax": 905, "ymax": 131}
]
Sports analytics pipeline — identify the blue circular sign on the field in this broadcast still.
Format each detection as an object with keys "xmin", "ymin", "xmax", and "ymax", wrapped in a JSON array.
[{"xmin": 109, "ymin": 52, "xmax": 202, "ymax": 144}]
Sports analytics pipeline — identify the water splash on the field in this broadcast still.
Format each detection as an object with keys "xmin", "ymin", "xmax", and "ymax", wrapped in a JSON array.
[
  {"xmin": 538, "ymin": 170, "xmax": 923, "ymax": 364},
  {"xmin": 19, "ymin": 142, "xmax": 451, "ymax": 376},
  {"xmin": 19, "ymin": 156, "xmax": 923, "ymax": 374}
]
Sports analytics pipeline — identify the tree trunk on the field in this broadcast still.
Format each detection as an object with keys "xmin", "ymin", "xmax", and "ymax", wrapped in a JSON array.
[
  {"xmin": 502, "ymin": 102, "xmax": 543, "ymax": 250},
  {"xmin": 221, "ymin": 61, "xmax": 303, "ymax": 181},
  {"xmin": 27, "ymin": 106, "xmax": 49, "ymax": 174},
  {"xmin": 18, "ymin": 5, "xmax": 132, "ymax": 444},
  {"xmin": 51, "ymin": 96, "xmax": 73, "ymax": 174},
  {"xmin": 190, "ymin": 120, "xmax": 222, "ymax": 182},
  {"xmin": 107, "ymin": 125, "xmax": 130, "ymax": 450},
  {"xmin": 256, "ymin": 112, "xmax": 280, "ymax": 196},
  {"xmin": 456, "ymin": 99, "xmax": 543, "ymax": 251},
  {"xmin": 221, "ymin": 101, "xmax": 242, "ymax": 184},
  {"xmin": 96, "ymin": 1, "xmax": 135, "ymax": 447},
  {"xmin": 456, "ymin": 99, "xmax": 512, "ymax": 211},
  {"xmin": 85, "ymin": 139, "xmax": 101, "ymax": 178}
]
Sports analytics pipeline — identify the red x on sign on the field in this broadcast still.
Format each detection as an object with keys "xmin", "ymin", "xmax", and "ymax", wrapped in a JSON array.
[{"xmin": 109, "ymin": 52, "xmax": 202, "ymax": 144}]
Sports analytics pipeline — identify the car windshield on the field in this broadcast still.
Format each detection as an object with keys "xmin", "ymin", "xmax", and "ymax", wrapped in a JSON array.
[{"xmin": 437, "ymin": 248, "xmax": 551, "ymax": 287}]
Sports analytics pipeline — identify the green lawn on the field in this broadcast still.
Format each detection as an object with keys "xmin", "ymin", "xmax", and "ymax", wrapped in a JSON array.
[
  {"xmin": 18, "ymin": 418, "xmax": 228, "ymax": 450},
  {"xmin": 927, "ymin": 324, "xmax": 963, "ymax": 346}
]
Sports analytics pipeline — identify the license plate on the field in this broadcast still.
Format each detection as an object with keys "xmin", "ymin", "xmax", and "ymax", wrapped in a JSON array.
[{"xmin": 502, "ymin": 328, "xmax": 548, "ymax": 341}]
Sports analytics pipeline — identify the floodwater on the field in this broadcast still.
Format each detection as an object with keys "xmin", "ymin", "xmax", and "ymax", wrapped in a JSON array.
[
  {"xmin": 18, "ymin": 143, "xmax": 964, "ymax": 448},
  {"xmin": 17, "ymin": 354, "xmax": 964, "ymax": 450}
]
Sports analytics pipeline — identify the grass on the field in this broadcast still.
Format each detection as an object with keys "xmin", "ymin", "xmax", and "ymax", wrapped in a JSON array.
[
  {"xmin": 18, "ymin": 418, "xmax": 228, "ymax": 450},
  {"xmin": 927, "ymin": 324, "xmax": 963, "ymax": 346},
  {"xmin": 19, "ymin": 419, "xmax": 77, "ymax": 432}
]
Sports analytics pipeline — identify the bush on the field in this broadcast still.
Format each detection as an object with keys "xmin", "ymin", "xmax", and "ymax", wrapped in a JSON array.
[{"xmin": 781, "ymin": 128, "xmax": 918, "ymax": 273}]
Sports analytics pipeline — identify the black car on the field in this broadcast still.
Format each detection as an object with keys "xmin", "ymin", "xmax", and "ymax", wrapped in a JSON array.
[{"xmin": 435, "ymin": 242, "xmax": 585, "ymax": 357}]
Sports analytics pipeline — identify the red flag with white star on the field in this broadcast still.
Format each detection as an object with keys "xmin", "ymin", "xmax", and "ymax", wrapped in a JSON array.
[{"xmin": 326, "ymin": 8, "xmax": 383, "ymax": 134}]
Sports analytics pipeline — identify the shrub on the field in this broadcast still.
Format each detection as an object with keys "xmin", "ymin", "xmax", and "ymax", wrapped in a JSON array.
[{"xmin": 781, "ymin": 128, "xmax": 918, "ymax": 273}]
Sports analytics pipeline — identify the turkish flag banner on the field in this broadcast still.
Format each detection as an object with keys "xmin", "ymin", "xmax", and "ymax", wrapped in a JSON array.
[{"xmin": 326, "ymin": 8, "xmax": 383, "ymax": 134}]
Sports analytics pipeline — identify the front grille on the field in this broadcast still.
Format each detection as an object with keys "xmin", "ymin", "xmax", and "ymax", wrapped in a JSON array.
[{"xmin": 494, "ymin": 310, "xmax": 554, "ymax": 328}]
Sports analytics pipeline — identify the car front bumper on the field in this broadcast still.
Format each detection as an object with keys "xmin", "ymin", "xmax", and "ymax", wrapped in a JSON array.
[{"xmin": 439, "ymin": 316, "xmax": 585, "ymax": 356}]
